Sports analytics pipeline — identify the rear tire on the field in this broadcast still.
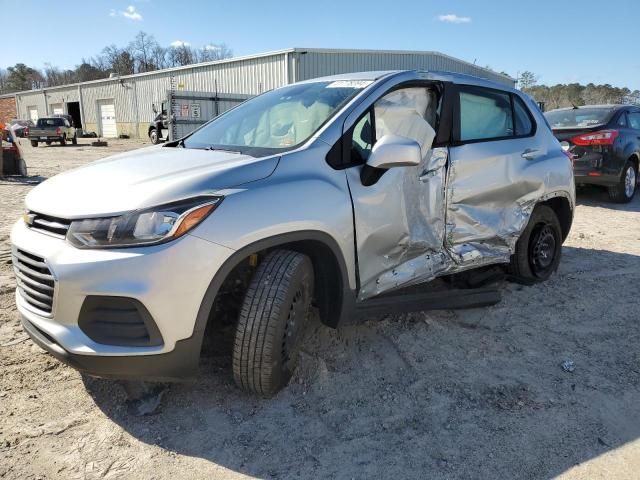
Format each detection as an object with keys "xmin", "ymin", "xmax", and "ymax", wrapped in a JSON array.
[
  {"xmin": 71, "ymin": 134, "xmax": 77, "ymax": 145},
  {"xmin": 60, "ymin": 134, "xmax": 66, "ymax": 146},
  {"xmin": 607, "ymin": 160, "xmax": 637, "ymax": 203},
  {"xmin": 45, "ymin": 141, "xmax": 51, "ymax": 146},
  {"xmin": 232, "ymin": 250, "xmax": 314, "ymax": 397},
  {"xmin": 30, "ymin": 140, "xmax": 38, "ymax": 147},
  {"xmin": 509, "ymin": 205, "xmax": 562, "ymax": 284}
]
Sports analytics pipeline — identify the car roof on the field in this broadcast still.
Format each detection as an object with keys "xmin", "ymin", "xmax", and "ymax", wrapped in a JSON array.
[{"xmin": 298, "ymin": 70, "xmax": 517, "ymax": 93}]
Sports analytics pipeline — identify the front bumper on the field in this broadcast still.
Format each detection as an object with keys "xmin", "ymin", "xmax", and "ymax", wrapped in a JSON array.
[{"xmin": 10, "ymin": 220, "xmax": 235, "ymax": 378}]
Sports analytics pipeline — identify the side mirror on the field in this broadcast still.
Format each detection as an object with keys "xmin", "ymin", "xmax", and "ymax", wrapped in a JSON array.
[
  {"xmin": 366, "ymin": 134, "xmax": 422, "ymax": 169},
  {"xmin": 360, "ymin": 135, "xmax": 422, "ymax": 186},
  {"xmin": 560, "ymin": 141, "xmax": 570, "ymax": 152}
]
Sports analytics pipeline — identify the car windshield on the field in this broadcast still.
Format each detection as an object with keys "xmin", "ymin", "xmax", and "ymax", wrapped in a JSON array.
[
  {"xmin": 182, "ymin": 80, "xmax": 370, "ymax": 156},
  {"xmin": 545, "ymin": 107, "xmax": 615, "ymax": 129},
  {"xmin": 36, "ymin": 118, "xmax": 64, "ymax": 127}
]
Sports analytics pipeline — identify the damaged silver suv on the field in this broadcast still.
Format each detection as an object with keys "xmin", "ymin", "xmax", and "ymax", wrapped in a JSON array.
[{"xmin": 11, "ymin": 71, "xmax": 574, "ymax": 396}]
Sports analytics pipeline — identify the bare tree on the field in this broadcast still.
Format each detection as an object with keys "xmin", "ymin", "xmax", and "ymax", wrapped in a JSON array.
[
  {"xmin": 130, "ymin": 31, "xmax": 159, "ymax": 73},
  {"xmin": 198, "ymin": 43, "xmax": 233, "ymax": 62}
]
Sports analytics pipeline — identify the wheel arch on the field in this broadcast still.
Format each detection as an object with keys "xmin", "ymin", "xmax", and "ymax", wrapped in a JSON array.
[
  {"xmin": 191, "ymin": 231, "xmax": 354, "ymax": 365},
  {"xmin": 539, "ymin": 195, "xmax": 573, "ymax": 242}
]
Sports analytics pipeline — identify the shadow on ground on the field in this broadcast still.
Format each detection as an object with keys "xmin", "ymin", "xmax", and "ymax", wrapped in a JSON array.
[
  {"xmin": 83, "ymin": 245, "xmax": 640, "ymax": 479},
  {"xmin": 576, "ymin": 184, "xmax": 640, "ymax": 211}
]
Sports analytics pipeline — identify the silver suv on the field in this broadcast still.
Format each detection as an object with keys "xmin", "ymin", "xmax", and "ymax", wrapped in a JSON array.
[{"xmin": 11, "ymin": 71, "xmax": 575, "ymax": 396}]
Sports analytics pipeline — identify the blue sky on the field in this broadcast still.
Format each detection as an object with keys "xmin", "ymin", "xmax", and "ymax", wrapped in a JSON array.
[{"xmin": 3, "ymin": 0, "xmax": 639, "ymax": 90}]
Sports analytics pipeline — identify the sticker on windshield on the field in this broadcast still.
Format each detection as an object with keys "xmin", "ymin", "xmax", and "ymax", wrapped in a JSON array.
[{"xmin": 326, "ymin": 80, "xmax": 374, "ymax": 89}]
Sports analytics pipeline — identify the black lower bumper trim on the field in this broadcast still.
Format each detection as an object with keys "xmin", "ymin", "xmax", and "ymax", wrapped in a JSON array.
[
  {"xmin": 21, "ymin": 315, "xmax": 201, "ymax": 381},
  {"xmin": 574, "ymin": 174, "xmax": 619, "ymax": 187}
]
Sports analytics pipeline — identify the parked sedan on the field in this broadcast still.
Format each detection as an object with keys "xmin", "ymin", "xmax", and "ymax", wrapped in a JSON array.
[{"xmin": 545, "ymin": 105, "xmax": 640, "ymax": 202}]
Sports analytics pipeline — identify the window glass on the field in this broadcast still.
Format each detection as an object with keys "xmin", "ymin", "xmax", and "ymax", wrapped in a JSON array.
[
  {"xmin": 544, "ymin": 107, "xmax": 615, "ymax": 128},
  {"xmin": 514, "ymin": 96, "xmax": 534, "ymax": 136},
  {"xmin": 184, "ymin": 81, "xmax": 367, "ymax": 156},
  {"xmin": 350, "ymin": 111, "xmax": 374, "ymax": 164},
  {"xmin": 459, "ymin": 90, "xmax": 513, "ymax": 141},
  {"xmin": 628, "ymin": 112, "xmax": 640, "ymax": 130},
  {"xmin": 616, "ymin": 112, "xmax": 628, "ymax": 128}
]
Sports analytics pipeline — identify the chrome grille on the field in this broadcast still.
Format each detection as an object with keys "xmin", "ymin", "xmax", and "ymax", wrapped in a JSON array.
[
  {"xmin": 12, "ymin": 249, "xmax": 55, "ymax": 314},
  {"xmin": 26, "ymin": 212, "xmax": 71, "ymax": 239}
]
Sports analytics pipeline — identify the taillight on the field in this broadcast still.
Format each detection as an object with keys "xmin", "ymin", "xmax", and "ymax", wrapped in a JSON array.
[
  {"xmin": 24, "ymin": 127, "xmax": 29, "ymax": 136},
  {"xmin": 56, "ymin": 127, "xmax": 61, "ymax": 135},
  {"xmin": 571, "ymin": 130, "xmax": 619, "ymax": 146}
]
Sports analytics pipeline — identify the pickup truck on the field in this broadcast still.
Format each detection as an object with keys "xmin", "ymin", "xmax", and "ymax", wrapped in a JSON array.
[{"xmin": 29, "ymin": 115, "xmax": 77, "ymax": 147}]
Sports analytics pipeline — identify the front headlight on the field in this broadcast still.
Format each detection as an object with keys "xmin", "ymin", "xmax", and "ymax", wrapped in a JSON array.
[{"xmin": 67, "ymin": 196, "xmax": 222, "ymax": 248}]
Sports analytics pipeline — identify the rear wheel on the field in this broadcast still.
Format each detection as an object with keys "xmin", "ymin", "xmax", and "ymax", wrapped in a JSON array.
[
  {"xmin": 30, "ymin": 140, "xmax": 38, "ymax": 147},
  {"xmin": 232, "ymin": 250, "xmax": 314, "ymax": 397},
  {"xmin": 608, "ymin": 160, "xmax": 637, "ymax": 203},
  {"xmin": 509, "ymin": 205, "xmax": 562, "ymax": 284},
  {"xmin": 45, "ymin": 141, "xmax": 51, "ymax": 146},
  {"xmin": 71, "ymin": 134, "xmax": 77, "ymax": 145},
  {"xmin": 60, "ymin": 134, "xmax": 66, "ymax": 146}
]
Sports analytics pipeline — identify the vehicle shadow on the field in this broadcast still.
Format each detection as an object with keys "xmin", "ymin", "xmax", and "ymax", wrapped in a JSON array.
[
  {"xmin": 0, "ymin": 175, "xmax": 47, "ymax": 185},
  {"xmin": 576, "ymin": 184, "xmax": 640, "ymax": 212},
  {"xmin": 84, "ymin": 245, "xmax": 640, "ymax": 479}
]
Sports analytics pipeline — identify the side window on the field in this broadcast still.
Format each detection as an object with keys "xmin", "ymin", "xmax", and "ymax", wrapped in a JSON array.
[
  {"xmin": 459, "ymin": 89, "xmax": 513, "ymax": 141},
  {"xmin": 513, "ymin": 96, "xmax": 534, "ymax": 136},
  {"xmin": 617, "ymin": 112, "xmax": 628, "ymax": 128},
  {"xmin": 350, "ymin": 110, "xmax": 374, "ymax": 164},
  {"xmin": 628, "ymin": 112, "xmax": 640, "ymax": 130}
]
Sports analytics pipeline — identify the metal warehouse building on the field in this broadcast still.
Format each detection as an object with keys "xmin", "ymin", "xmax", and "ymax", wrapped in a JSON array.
[{"xmin": 2, "ymin": 48, "xmax": 514, "ymax": 139}]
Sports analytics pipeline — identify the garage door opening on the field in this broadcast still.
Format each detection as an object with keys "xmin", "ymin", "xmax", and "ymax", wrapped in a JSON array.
[
  {"xmin": 66, "ymin": 102, "xmax": 82, "ymax": 130},
  {"xmin": 50, "ymin": 103, "xmax": 64, "ymax": 115}
]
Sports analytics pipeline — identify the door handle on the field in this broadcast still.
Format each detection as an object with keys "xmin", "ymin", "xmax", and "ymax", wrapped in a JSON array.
[{"xmin": 521, "ymin": 148, "xmax": 541, "ymax": 160}]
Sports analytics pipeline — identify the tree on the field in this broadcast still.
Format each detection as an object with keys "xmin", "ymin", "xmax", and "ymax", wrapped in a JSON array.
[
  {"xmin": 5, "ymin": 63, "xmax": 40, "ymax": 91},
  {"xmin": 130, "ymin": 31, "xmax": 159, "ymax": 73},
  {"xmin": 518, "ymin": 71, "xmax": 538, "ymax": 90}
]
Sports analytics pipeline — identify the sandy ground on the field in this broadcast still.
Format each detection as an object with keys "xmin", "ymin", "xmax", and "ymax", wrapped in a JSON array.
[{"xmin": 1, "ymin": 138, "xmax": 640, "ymax": 480}]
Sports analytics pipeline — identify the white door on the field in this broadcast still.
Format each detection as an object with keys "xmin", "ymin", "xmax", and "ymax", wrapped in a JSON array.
[
  {"xmin": 28, "ymin": 107, "xmax": 38, "ymax": 123},
  {"xmin": 50, "ymin": 103, "xmax": 63, "ymax": 115},
  {"xmin": 98, "ymin": 101, "xmax": 117, "ymax": 138}
]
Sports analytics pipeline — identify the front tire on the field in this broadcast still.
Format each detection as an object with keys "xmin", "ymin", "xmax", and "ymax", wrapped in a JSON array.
[
  {"xmin": 509, "ymin": 205, "xmax": 562, "ymax": 284},
  {"xmin": 149, "ymin": 128, "xmax": 160, "ymax": 144},
  {"xmin": 232, "ymin": 250, "xmax": 314, "ymax": 397},
  {"xmin": 30, "ymin": 140, "xmax": 38, "ymax": 147},
  {"xmin": 608, "ymin": 161, "xmax": 637, "ymax": 203}
]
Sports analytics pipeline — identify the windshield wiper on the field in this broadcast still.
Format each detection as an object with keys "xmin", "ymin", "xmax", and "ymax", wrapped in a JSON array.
[{"xmin": 204, "ymin": 146, "xmax": 242, "ymax": 154}]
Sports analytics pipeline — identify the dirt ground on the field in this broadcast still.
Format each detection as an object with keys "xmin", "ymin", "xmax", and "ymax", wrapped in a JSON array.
[{"xmin": 1, "ymin": 138, "xmax": 640, "ymax": 480}]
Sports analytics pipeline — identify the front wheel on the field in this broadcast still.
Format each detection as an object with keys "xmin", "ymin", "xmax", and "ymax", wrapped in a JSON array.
[
  {"xmin": 149, "ymin": 128, "xmax": 160, "ymax": 144},
  {"xmin": 608, "ymin": 161, "xmax": 637, "ymax": 203},
  {"xmin": 232, "ymin": 250, "xmax": 314, "ymax": 397},
  {"xmin": 30, "ymin": 140, "xmax": 38, "ymax": 147},
  {"xmin": 509, "ymin": 205, "xmax": 562, "ymax": 284}
]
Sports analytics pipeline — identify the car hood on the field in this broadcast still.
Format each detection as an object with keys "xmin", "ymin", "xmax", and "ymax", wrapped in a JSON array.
[{"xmin": 26, "ymin": 145, "xmax": 279, "ymax": 218}]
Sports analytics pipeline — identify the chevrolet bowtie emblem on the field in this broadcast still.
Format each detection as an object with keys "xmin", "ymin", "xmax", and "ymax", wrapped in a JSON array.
[{"xmin": 23, "ymin": 213, "xmax": 36, "ymax": 226}]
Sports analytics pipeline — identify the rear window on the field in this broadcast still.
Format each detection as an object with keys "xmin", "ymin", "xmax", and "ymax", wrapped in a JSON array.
[
  {"xmin": 36, "ymin": 118, "xmax": 64, "ymax": 127},
  {"xmin": 545, "ymin": 108, "xmax": 615, "ymax": 129}
]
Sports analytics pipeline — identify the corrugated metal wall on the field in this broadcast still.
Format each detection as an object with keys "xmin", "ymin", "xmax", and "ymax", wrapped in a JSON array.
[
  {"xmin": 294, "ymin": 50, "xmax": 513, "ymax": 86},
  {"xmin": 12, "ymin": 49, "xmax": 514, "ymax": 138}
]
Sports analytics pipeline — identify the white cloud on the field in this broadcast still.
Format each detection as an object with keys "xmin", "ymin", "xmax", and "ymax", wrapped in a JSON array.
[
  {"xmin": 437, "ymin": 14, "xmax": 471, "ymax": 24},
  {"xmin": 109, "ymin": 9, "xmax": 117, "ymax": 17},
  {"xmin": 170, "ymin": 40, "xmax": 191, "ymax": 48},
  {"xmin": 122, "ymin": 5, "xmax": 143, "ymax": 20},
  {"xmin": 203, "ymin": 44, "xmax": 221, "ymax": 52}
]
